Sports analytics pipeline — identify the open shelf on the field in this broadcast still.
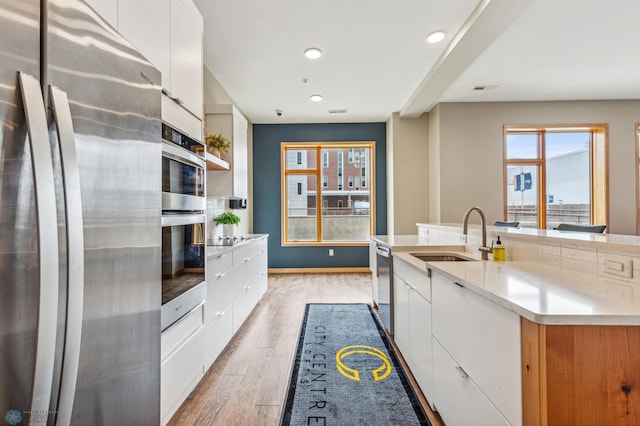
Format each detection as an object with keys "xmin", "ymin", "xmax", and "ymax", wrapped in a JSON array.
[{"xmin": 205, "ymin": 152, "xmax": 230, "ymax": 170}]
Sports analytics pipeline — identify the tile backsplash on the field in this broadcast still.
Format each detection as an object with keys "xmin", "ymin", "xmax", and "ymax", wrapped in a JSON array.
[
  {"xmin": 417, "ymin": 223, "xmax": 640, "ymax": 286},
  {"xmin": 207, "ymin": 197, "xmax": 249, "ymax": 238}
]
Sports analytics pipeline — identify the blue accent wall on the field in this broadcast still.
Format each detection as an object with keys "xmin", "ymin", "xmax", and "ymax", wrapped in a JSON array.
[{"xmin": 253, "ymin": 123, "xmax": 387, "ymax": 268}]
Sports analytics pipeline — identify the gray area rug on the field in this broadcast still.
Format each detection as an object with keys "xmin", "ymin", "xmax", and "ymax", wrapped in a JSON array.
[{"xmin": 281, "ymin": 303, "xmax": 430, "ymax": 425}]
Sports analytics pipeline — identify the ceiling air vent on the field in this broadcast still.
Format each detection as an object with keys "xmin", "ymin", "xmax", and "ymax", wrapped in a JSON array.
[
  {"xmin": 328, "ymin": 109, "xmax": 347, "ymax": 114},
  {"xmin": 473, "ymin": 85, "xmax": 498, "ymax": 91}
]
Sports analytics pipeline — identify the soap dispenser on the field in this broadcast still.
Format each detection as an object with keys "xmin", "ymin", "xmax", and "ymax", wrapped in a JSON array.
[{"xmin": 493, "ymin": 236, "xmax": 505, "ymax": 262}]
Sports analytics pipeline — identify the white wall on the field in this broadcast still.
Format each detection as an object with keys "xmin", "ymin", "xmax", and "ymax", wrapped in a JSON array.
[
  {"xmin": 428, "ymin": 105, "xmax": 441, "ymax": 223},
  {"xmin": 429, "ymin": 100, "xmax": 640, "ymax": 234},
  {"xmin": 387, "ymin": 113, "xmax": 429, "ymax": 234}
]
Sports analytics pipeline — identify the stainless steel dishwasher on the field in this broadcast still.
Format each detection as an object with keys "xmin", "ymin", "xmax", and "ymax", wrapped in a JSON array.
[{"xmin": 376, "ymin": 244, "xmax": 393, "ymax": 335}]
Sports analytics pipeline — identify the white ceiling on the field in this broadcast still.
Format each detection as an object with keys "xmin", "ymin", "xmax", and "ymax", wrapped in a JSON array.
[{"xmin": 193, "ymin": 0, "xmax": 640, "ymax": 124}]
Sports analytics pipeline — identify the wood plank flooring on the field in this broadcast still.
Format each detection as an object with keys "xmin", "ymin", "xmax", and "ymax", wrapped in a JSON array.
[{"xmin": 168, "ymin": 273, "xmax": 443, "ymax": 426}]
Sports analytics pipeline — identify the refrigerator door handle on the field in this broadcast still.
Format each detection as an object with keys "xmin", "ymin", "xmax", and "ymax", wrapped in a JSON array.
[
  {"xmin": 49, "ymin": 85, "xmax": 84, "ymax": 426},
  {"xmin": 17, "ymin": 72, "xmax": 60, "ymax": 424}
]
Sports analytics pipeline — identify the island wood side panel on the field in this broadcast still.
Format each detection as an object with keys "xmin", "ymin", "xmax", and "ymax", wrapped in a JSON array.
[{"xmin": 522, "ymin": 318, "xmax": 640, "ymax": 425}]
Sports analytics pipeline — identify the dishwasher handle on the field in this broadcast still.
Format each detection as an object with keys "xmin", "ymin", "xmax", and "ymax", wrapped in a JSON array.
[{"xmin": 376, "ymin": 245, "xmax": 391, "ymax": 257}]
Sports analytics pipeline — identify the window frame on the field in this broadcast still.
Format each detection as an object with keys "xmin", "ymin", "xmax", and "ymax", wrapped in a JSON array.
[
  {"xmin": 503, "ymin": 124, "xmax": 608, "ymax": 230},
  {"xmin": 636, "ymin": 123, "xmax": 640, "ymax": 234},
  {"xmin": 281, "ymin": 141, "xmax": 376, "ymax": 246}
]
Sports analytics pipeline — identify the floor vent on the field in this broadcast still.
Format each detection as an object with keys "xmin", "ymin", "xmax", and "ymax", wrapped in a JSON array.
[{"xmin": 328, "ymin": 109, "xmax": 347, "ymax": 114}]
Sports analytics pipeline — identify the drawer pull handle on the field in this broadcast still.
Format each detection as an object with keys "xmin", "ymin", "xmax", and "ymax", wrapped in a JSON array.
[
  {"xmin": 456, "ymin": 366, "xmax": 469, "ymax": 378},
  {"xmin": 454, "ymin": 282, "xmax": 464, "ymax": 288},
  {"xmin": 244, "ymin": 257, "xmax": 250, "ymax": 262},
  {"xmin": 217, "ymin": 254, "xmax": 226, "ymax": 259},
  {"xmin": 216, "ymin": 272, "xmax": 225, "ymax": 278},
  {"xmin": 216, "ymin": 311, "xmax": 225, "ymax": 317}
]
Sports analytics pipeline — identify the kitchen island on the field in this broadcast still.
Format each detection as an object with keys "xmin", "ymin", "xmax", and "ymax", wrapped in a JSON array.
[{"xmin": 373, "ymin": 226, "xmax": 640, "ymax": 425}]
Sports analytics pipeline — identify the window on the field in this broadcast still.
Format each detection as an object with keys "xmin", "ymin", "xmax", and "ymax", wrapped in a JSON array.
[
  {"xmin": 504, "ymin": 125, "xmax": 607, "ymax": 230},
  {"xmin": 322, "ymin": 151, "xmax": 329, "ymax": 168},
  {"xmin": 296, "ymin": 151, "xmax": 302, "ymax": 165},
  {"xmin": 348, "ymin": 148, "xmax": 354, "ymax": 163},
  {"xmin": 281, "ymin": 142, "xmax": 375, "ymax": 244}
]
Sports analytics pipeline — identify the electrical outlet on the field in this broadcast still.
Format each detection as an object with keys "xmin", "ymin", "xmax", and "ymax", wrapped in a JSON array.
[{"xmin": 329, "ymin": 249, "xmax": 334, "ymax": 256}]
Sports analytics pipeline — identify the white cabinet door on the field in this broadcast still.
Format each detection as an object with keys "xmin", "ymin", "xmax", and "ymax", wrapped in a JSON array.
[
  {"xmin": 257, "ymin": 238, "xmax": 268, "ymax": 298},
  {"xmin": 161, "ymin": 323, "xmax": 205, "ymax": 424},
  {"xmin": 392, "ymin": 273, "xmax": 410, "ymax": 355},
  {"xmin": 432, "ymin": 272, "xmax": 522, "ymax": 425},
  {"xmin": 86, "ymin": 0, "xmax": 118, "ymax": 29},
  {"xmin": 170, "ymin": 0, "xmax": 203, "ymax": 119},
  {"xmin": 232, "ymin": 282, "xmax": 258, "ymax": 333},
  {"xmin": 203, "ymin": 308, "xmax": 232, "ymax": 369},
  {"xmin": 118, "ymin": 0, "xmax": 171, "ymax": 87},
  {"xmin": 432, "ymin": 341, "xmax": 510, "ymax": 426},
  {"xmin": 204, "ymin": 267, "xmax": 234, "ymax": 324},
  {"xmin": 408, "ymin": 288, "xmax": 433, "ymax": 407}
]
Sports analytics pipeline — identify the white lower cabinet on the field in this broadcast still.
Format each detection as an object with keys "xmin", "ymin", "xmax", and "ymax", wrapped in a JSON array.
[
  {"xmin": 431, "ymin": 271, "xmax": 522, "ymax": 425},
  {"xmin": 257, "ymin": 238, "xmax": 268, "ymax": 298},
  {"xmin": 161, "ymin": 305, "xmax": 205, "ymax": 424},
  {"xmin": 161, "ymin": 236, "xmax": 268, "ymax": 424},
  {"xmin": 392, "ymin": 257, "xmax": 434, "ymax": 409},
  {"xmin": 203, "ymin": 308, "xmax": 233, "ymax": 369},
  {"xmin": 432, "ymin": 340, "xmax": 510, "ymax": 426}
]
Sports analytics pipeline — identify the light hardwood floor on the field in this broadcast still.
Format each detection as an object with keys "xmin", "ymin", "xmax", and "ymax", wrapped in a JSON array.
[{"xmin": 168, "ymin": 273, "xmax": 443, "ymax": 426}]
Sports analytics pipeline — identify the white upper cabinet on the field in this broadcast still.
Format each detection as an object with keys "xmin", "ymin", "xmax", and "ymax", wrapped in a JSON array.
[
  {"xmin": 118, "ymin": 0, "xmax": 171, "ymax": 87},
  {"xmin": 170, "ymin": 0, "xmax": 203, "ymax": 120},
  {"xmin": 86, "ymin": 0, "xmax": 118, "ymax": 29},
  {"xmin": 114, "ymin": 0, "xmax": 203, "ymax": 138}
]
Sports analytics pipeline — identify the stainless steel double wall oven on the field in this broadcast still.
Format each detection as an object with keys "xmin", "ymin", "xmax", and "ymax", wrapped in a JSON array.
[{"xmin": 161, "ymin": 123, "xmax": 207, "ymax": 331}]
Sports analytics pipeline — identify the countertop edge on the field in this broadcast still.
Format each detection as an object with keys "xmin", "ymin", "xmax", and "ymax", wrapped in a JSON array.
[{"xmin": 392, "ymin": 250, "xmax": 640, "ymax": 326}]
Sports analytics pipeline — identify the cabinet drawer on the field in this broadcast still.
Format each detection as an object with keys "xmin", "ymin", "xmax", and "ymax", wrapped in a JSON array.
[
  {"xmin": 204, "ymin": 268, "xmax": 234, "ymax": 323},
  {"xmin": 234, "ymin": 254, "xmax": 258, "ymax": 295},
  {"xmin": 233, "ymin": 243, "xmax": 258, "ymax": 267},
  {"xmin": 393, "ymin": 256, "xmax": 431, "ymax": 301},
  {"xmin": 161, "ymin": 303, "xmax": 203, "ymax": 361},
  {"xmin": 432, "ymin": 341, "xmax": 510, "ymax": 426},
  {"xmin": 203, "ymin": 307, "xmax": 233, "ymax": 370},
  {"xmin": 432, "ymin": 272, "xmax": 522, "ymax": 425},
  {"xmin": 232, "ymin": 282, "xmax": 258, "ymax": 333},
  {"xmin": 207, "ymin": 250, "xmax": 233, "ymax": 280},
  {"xmin": 161, "ymin": 324, "xmax": 204, "ymax": 424}
]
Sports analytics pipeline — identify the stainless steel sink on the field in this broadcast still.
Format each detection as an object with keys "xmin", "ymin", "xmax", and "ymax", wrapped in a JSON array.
[{"xmin": 410, "ymin": 253, "xmax": 474, "ymax": 262}]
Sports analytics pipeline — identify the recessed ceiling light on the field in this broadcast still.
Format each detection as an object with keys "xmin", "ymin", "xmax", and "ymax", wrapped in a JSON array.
[
  {"xmin": 310, "ymin": 94, "xmax": 323, "ymax": 102},
  {"xmin": 426, "ymin": 30, "xmax": 446, "ymax": 44},
  {"xmin": 304, "ymin": 48, "xmax": 322, "ymax": 59}
]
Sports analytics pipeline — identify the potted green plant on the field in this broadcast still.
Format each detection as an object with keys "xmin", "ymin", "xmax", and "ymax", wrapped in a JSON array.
[
  {"xmin": 205, "ymin": 132, "xmax": 231, "ymax": 157},
  {"xmin": 214, "ymin": 211, "xmax": 240, "ymax": 236}
]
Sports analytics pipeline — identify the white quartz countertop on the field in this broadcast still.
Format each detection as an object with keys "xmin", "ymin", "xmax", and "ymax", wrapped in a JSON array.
[{"xmin": 387, "ymin": 238, "xmax": 640, "ymax": 326}]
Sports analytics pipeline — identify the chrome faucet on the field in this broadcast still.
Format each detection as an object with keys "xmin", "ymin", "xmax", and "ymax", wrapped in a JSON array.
[{"xmin": 462, "ymin": 206, "xmax": 492, "ymax": 260}]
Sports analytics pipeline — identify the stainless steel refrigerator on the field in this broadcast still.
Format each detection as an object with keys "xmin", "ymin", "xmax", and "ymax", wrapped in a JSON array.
[{"xmin": 0, "ymin": 0, "xmax": 161, "ymax": 424}]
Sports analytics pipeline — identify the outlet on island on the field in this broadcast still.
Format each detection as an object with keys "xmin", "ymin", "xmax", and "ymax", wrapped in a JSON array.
[{"xmin": 329, "ymin": 248, "xmax": 334, "ymax": 256}]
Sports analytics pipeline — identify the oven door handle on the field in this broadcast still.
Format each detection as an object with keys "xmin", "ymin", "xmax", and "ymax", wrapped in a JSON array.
[
  {"xmin": 162, "ymin": 141, "xmax": 205, "ymax": 169},
  {"xmin": 161, "ymin": 214, "xmax": 207, "ymax": 227}
]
